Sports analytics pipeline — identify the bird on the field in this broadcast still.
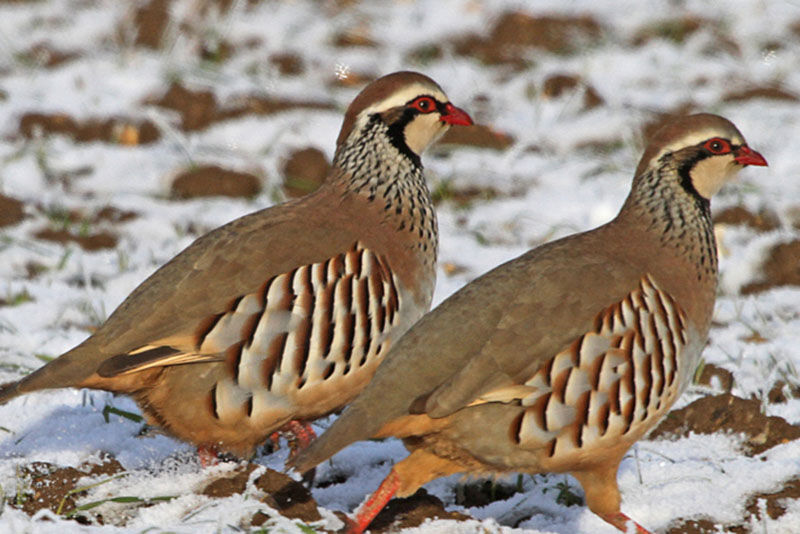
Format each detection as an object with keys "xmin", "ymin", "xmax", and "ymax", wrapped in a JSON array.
[
  {"xmin": 0, "ymin": 71, "xmax": 473, "ymax": 461},
  {"xmin": 289, "ymin": 113, "xmax": 768, "ymax": 533}
]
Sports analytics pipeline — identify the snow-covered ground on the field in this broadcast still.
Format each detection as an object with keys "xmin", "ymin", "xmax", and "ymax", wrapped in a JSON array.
[{"xmin": 0, "ymin": 0, "xmax": 799, "ymax": 532}]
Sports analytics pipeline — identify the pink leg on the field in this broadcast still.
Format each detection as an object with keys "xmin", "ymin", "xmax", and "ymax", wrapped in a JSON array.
[
  {"xmin": 341, "ymin": 469, "xmax": 400, "ymax": 534},
  {"xmin": 600, "ymin": 511, "xmax": 653, "ymax": 534}
]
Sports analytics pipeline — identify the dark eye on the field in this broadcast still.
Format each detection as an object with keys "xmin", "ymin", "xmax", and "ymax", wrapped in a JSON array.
[
  {"xmin": 703, "ymin": 138, "xmax": 731, "ymax": 154},
  {"xmin": 410, "ymin": 96, "xmax": 437, "ymax": 113}
]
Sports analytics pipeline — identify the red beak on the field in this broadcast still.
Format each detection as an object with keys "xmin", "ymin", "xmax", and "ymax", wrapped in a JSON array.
[
  {"xmin": 440, "ymin": 103, "xmax": 473, "ymax": 126},
  {"xmin": 734, "ymin": 145, "xmax": 768, "ymax": 167}
]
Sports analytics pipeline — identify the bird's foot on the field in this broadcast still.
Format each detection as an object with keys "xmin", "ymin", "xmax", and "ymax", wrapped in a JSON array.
[
  {"xmin": 197, "ymin": 444, "xmax": 219, "ymax": 468},
  {"xmin": 269, "ymin": 420, "xmax": 317, "ymax": 461}
]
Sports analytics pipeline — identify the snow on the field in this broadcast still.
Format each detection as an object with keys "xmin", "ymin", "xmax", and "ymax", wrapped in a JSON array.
[{"xmin": 0, "ymin": 0, "xmax": 799, "ymax": 532}]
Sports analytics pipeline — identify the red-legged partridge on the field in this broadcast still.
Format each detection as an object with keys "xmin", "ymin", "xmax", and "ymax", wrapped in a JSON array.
[
  {"xmin": 0, "ymin": 71, "xmax": 473, "ymax": 459},
  {"xmin": 290, "ymin": 114, "xmax": 768, "ymax": 533}
]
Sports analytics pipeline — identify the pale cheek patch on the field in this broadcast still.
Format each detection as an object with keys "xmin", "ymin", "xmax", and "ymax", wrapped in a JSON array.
[
  {"xmin": 691, "ymin": 155, "xmax": 740, "ymax": 198},
  {"xmin": 404, "ymin": 114, "xmax": 447, "ymax": 154}
]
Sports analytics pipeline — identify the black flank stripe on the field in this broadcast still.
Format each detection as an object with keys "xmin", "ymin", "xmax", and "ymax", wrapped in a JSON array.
[
  {"xmin": 575, "ymin": 334, "xmax": 586, "ymax": 367},
  {"xmin": 228, "ymin": 295, "xmax": 244, "ymax": 312},
  {"xmin": 242, "ymin": 312, "xmax": 261, "ymax": 347},
  {"xmin": 259, "ymin": 276, "xmax": 275, "ymax": 308},
  {"xmin": 590, "ymin": 351, "xmax": 605, "ymax": 391},
  {"xmin": 343, "ymin": 312, "xmax": 356, "ymax": 370},
  {"xmin": 598, "ymin": 397, "xmax": 610, "ymax": 435},
  {"xmin": 386, "ymin": 272, "xmax": 399, "ymax": 324},
  {"xmin": 357, "ymin": 277, "xmax": 371, "ymax": 365},
  {"xmin": 196, "ymin": 312, "xmax": 225, "ymax": 349},
  {"xmin": 320, "ymin": 258, "xmax": 331, "ymax": 287},
  {"xmin": 535, "ymin": 393, "xmax": 551, "ymax": 432},
  {"xmin": 640, "ymin": 354, "xmax": 653, "ymax": 415},
  {"xmin": 264, "ymin": 332, "xmax": 288, "ymax": 390},
  {"xmin": 322, "ymin": 362, "xmax": 335, "ymax": 380},
  {"xmin": 510, "ymin": 412, "xmax": 524, "ymax": 445},
  {"xmin": 226, "ymin": 341, "xmax": 245, "ymax": 385},
  {"xmin": 546, "ymin": 439, "xmax": 557, "ymax": 458},
  {"xmin": 210, "ymin": 383, "xmax": 219, "ymax": 419},
  {"xmin": 320, "ymin": 283, "xmax": 336, "ymax": 359},
  {"xmin": 652, "ymin": 338, "xmax": 666, "ymax": 399}
]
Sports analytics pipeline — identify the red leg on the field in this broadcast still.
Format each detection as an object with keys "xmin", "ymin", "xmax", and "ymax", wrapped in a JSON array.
[
  {"xmin": 197, "ymin": 444, "xmax": 219, "ymax": 468},
  {"xmin": 341, "ymin": 469, "xmax": 400, "ymax": 534},
  {"xmin": 271, "ymin": 420, "xmax": 317, "ymax": 460},
  {"xmin": 600, "ymin": 511, "xmax": 653, "ymax": 534},
  {"xmin": 285, "ymin": 420, "xmax": 317, "ymax": 451}
]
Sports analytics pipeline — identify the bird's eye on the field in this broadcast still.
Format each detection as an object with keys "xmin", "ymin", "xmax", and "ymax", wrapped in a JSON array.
[
  {"xmin": 409, "ymin": 96, "xmax": 437, "ymax": 113},
  {"xmin": 703, "ymin": 138, "xmax": 731, "ymax": 154}
]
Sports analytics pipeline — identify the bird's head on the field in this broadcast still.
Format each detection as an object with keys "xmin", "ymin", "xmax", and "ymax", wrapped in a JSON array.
[
  {"xmin": 336, "ymin": 71, "xmax": 473, "ymax": 165},
  {"xmin": 636, "ymin": 113, "xmax": 767, "ymax": 199}
]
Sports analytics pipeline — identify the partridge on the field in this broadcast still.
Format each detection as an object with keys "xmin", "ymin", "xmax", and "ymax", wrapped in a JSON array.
[
  {"xmin": 0, "ymin": 71, "xmax": 473, "ymax": 459},
  {"xmin": 290, "ymin": 114, "xmax": 768, "ymax": 533}
]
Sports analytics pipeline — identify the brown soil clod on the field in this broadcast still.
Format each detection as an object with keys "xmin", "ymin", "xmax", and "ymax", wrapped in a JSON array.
[
  {"xmin": 741, "ymin": 240, "xmax": 800, "ymax": 294},
  {"xmin": 0, "ymin": 195, "xmax": 25, "ymax": 228},
  {"xmin": 149, "ymin": 83, "xmax": 335, "ymax": 132},
  {"xmin": 541, "ymin": 73, "xmax": 604, "ymax": 110},
  {"xmin": 19, "ymin": 113, "xmax": 160, "ymax": 145},
  {"xmin": 171, "ymin": 165, "xmax": 262, "ymax": 199},
  {"xmin": 203, "ymin": 464, "xmax": 320, "ymax": 523},
  {"xmin": 694, "ymin": 363, "xmax": 734, "ymax": 392},
  {"xmin": 714, "ymin": 206, "xmax": 780, "ymax": 232},
  {"xmin": 439, "ymin": 124, "xmax": 514, "ymax": 151},
  {"xmin": 651, "ymin": 393, "xmax": 800, "ymax": 456},
  {"xmin": 369, "ymin": 488, "xmax": 469, "ymax": 533},
  {"xmin": 723, "ymin": 86, "xmax": 800, "ymax": 103},
  {"xmin": 34, "ymin": 228, "xmax": 118, "ymax": 251},
  {"xmin": 133, "ymin": 0, "xmax": 170, "ymax": 50},
  {"xmin": 270, "ymin": 52, "xmax": 304, "ymax": 76},
  {"xmin": 631, "ymin": 16, "xmax": 704, "ymax": 46},
  {"xmin": 11, "ymin": 455, "xmax": 124, "ymax": 521},
  {"xmin": 281, "ymin": 147, "xmax": 330, "ymax": 198},
  {"xmin": 19, "ymin": 42, "xmax": 79, "ymax": 68},
  {"xmin": 454, "ymin": 11, "xmax": 604, "ymax": 66}
]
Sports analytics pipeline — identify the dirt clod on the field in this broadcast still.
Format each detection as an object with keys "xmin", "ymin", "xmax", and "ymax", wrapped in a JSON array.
[
  {"xmin": 369, "ymin": 488, "xmax": 469, "ymax": 532},
  {"xmin": 541, "ymin": 73, "xmax": 604, "ymax": 109},
  {"xmin": 0, "ymin": 195, "xmax": 25, "ymax": 227},
  {"xmin": 282, "ymin": 147, "xmax": 330, "ymax": 198},
  {"xmin": 12, "ymin": 455, "xmax": 124, "ymax": 520},
  {"xmin": 723, "ymin": 86, "xmax": 799, "ymax": 103},
  {"xmin": 34, "ymin": 228, "xmax": 118, "ymax": 251},
  {"xmin": 439, "ymin": 124, "xmax": 514, "ymax": 151},
  {"xmin": 149, "ymin": 83, "xmax": 335, "ymax": 131},
  {"xmin": 19, "ymin": 113, "xmax": 160, "ymax": 145},
  {"xmin": 741, "ymin": 240, "xmax": 800, "ymax": 294},
  {"xmin": 171, "ymin": 165, "xmax": 262, "ymax": 199},
  {"xmin": 714, "ymin": 206, "xmax": 780, "ymax": 232},
  {"xmin": 133, "ymin": 0, "xmax": 170, "ymax": 49},
  {"xmin": 454, "ymin": 12, "xmax": 604, "ymax": 65},
  {"xmin": 695, "ymin": 363, "xmax": 734, "ymax": 392},
  {"xmin": 651, "ymin": 394, "xmax": 800, "ymax": 455}
]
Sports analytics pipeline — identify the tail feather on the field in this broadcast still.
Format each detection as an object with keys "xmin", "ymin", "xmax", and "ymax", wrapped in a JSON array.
[
  {"xmin": 0, "ymin": 380, "xmax": 22, "ymax": 405},
  {"xmin": 0, "ymin": 343, "xmax": 97, "ymax": 404}
]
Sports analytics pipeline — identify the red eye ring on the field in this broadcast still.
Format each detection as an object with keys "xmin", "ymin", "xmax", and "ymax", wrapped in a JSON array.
[
  {"xmin": 703, "ymin": 138, "xmax": 732, "ymax": 154},
  {"xmin": 410, "ymin": 96, "xmax": 437, "ymax": 113}
]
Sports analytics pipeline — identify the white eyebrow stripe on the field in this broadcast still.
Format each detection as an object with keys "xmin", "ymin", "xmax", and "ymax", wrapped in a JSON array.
[
  {"xmin": 656, "ymin": 128, "xmax": 744, "ymax": 159},
  {"xmin": 360, "ymin": 83, "xmax": 448, "ymax": 116}
]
